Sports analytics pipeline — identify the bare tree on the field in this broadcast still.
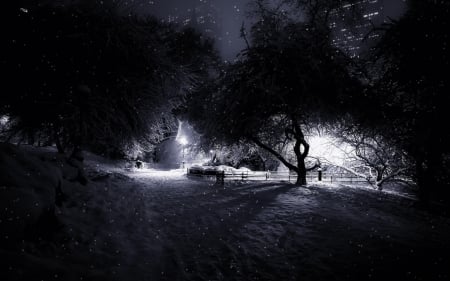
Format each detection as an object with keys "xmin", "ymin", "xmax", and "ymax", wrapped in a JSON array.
[{"xmin": 323, "ymin": 125, "xmax": 414, "ymax": 190}]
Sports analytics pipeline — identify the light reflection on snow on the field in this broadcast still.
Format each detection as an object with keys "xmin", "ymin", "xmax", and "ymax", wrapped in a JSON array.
[{"xmin": 128, "ymin": 168, "xmax": 187, "ymax": 179}]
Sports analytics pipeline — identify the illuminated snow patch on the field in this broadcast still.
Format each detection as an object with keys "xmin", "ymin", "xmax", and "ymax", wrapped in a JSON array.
[
  {"xmin": 128, "ymin": 168, "xmax": 187, "ymax": 179},
  {"xmin": 307, "ymin": 135, "xmax": 353, "ymax": 165}
]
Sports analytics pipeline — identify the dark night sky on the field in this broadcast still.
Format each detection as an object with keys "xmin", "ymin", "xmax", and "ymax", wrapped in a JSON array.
[
  {"xmin": 130, "ymin": 0, "xmax": 406, "ymax": 60},
  {"xmin": 130, "ymin": 0, "xmax": 250, "ymax": 61}
]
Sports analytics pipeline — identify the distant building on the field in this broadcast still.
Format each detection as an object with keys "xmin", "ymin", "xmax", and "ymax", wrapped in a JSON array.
[
  {"xmin": 162, "ymin": 0, "xmax": 222, "ymax": 42},
  {"xmin": 330, "ymin": 0, "xmax": 387, "ymax": 58},
  {"xmin": 188, "ymin": 1, "xmax": 221, "ymax": 36}
]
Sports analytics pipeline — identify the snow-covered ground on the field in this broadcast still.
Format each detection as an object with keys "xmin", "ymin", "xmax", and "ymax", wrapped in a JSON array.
[{"xmin": 1, "ymin": 146, "xmax": 450, "ymax": 281}]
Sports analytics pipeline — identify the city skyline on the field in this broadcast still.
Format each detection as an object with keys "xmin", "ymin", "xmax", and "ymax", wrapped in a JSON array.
[{"xmin": 138, "ymin": 0, "xmax": 406, "ymax": 60}]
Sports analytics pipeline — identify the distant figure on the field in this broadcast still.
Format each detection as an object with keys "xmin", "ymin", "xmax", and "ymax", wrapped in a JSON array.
[{"xmin": 135, "ymin": 160, "xmax": 143, "ymax": 169}]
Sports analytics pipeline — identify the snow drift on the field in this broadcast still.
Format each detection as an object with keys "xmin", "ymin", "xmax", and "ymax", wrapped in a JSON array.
[
  {"xmin": 0, "ymin": 143, "xmax": 64, "ymax": 247},
  {"xmin": 1, "ymin": 144, "xmax": 449, "ymax": 281}
]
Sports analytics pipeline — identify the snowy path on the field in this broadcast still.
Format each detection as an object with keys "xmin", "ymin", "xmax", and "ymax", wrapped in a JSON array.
[{"xmin": 5, "ymin": 169, "xmax": 450, "ymax": 281}]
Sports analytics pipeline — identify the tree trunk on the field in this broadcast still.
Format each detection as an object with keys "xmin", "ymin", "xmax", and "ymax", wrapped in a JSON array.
[
  {"xmin": 415, "ymin": 156, "xmax": 430, "ymax": 207},
  {"xmin": 292, "ymin": 118, "xmax": 309, "ymax": 186},
  {"xmin": 68, "ymin": 145, "xmax": 88, "ymax": 185},
  {"xmin": 421, "ymin": 149, "xmax": 444, "ymax": 207},
  {"xmin": 27, "ymin": 131, "xmax": 35, "ymax": 145},
  {"xmin": 249, "ymin": 117, "xmax": 310, "ymax": 186},
  {"xmin": 296, "ymin": 160, "xmax": 307, "ymax": 185},
  {"xmin": 54, "ymin": 130, "xmax": 65, "ymax": 154},
  {"xmin": 376, "ymin": 170, "xmax": 383, "ymax": 190}
]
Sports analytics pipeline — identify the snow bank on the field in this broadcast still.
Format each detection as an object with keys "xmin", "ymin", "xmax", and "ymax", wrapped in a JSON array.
[
  {"xmin": 1, "ymin": 144, "xmax": 450, "ymax": 281},
  {"xmin": 0, "ymin": 143, "xmax": 63, "ymax": 247}
]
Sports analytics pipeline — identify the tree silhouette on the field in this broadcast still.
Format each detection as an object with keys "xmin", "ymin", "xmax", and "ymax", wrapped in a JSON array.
[
  {"xmin": 182, "ymin": 1, "xmax": 360, "ymax": 185},
  {"xmin": 2, "ymin": 1, "xmax": 219, "ymax": 159},
  {"xmin": 368, "ymin": 0, "xmax": 450, "ymax": 204}
]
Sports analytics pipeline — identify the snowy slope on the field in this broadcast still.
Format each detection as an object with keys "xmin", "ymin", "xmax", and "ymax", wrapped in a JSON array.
[{"xmin": 1, "ymin": 145, "xmax": 450, "ymax": 281}]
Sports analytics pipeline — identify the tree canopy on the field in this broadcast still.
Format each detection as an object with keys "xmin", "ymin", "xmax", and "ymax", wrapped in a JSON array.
[
  {"xmin": 181, "ymin": 0, "xmax": 361, "ymax": 184},
  {"xmin": 1, "ymin": 1, "xmax": 219, "ymax": 158},
  {"xmin": 366, "ymin": 0, "xmax": 450, "ymax": 202}
]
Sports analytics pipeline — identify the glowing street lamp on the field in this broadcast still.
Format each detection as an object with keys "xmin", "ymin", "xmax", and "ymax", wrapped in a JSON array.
[{"xmin": 178, "ymin": 136, "xmax": 188, "ymax": 168}]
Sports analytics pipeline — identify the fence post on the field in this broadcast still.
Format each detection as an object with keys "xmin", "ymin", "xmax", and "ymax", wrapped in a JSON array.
[
  {"xmin": 216, "ymin": 170, "xmax": 225, "ymax": 185},
  {"xmin": 331, "ymin": 176, "xmax": 333, "ymax": 183}
]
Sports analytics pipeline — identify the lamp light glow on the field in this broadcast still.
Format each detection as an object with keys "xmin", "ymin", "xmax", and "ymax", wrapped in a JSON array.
[{"xmin": 178, "ymin": 136, "xmax": 188, "ymax": 146}]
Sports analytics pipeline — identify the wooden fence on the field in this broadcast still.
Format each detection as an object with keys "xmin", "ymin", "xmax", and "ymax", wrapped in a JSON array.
[{"xmin": 187, "ymin": 168, "xmax": 369, "ymax": 185}]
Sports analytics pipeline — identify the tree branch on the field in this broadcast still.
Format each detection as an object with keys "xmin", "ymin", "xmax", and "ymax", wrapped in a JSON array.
[
  {"xmin": 240, "ymin": 22, "xmax": 251, "ymax": 51},
  {"xmin": 321, "ymin": 157, "xmax": 372, "ymax": 183},
  {"xmin": 377, "ymin": 167, "xmax": 408, "ymax": 187},
  {"xmin": 250, "ymin": 136, "xmax": 298, "ymax": 172}
]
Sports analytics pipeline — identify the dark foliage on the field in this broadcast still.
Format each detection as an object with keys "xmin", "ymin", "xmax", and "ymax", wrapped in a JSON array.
[
  {"xmin": 180, "ymin": 0, "xmax": 361, "ymax": 185},
  {"xmin": 359, "ymin": 0, "xmax": 450, "ymax": 205},
  {"xmin": 1, "ymin": 0, "xmax": 219, "ymax": 158}
]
